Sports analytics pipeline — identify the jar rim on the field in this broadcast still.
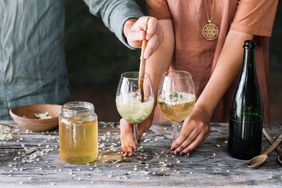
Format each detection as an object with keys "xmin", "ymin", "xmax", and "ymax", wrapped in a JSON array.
[{"xmin": 62, "ymin": 101, "xmax": 95, "ymax": 113}]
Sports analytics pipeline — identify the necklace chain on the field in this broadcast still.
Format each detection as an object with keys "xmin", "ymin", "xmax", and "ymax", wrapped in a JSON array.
[{"xmin": 204, "ymin": 0, "xmax": 215, "ymax": 22}]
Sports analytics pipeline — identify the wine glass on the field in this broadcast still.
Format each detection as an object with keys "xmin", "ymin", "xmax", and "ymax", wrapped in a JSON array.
[
  {"xmin": 116, "ymin": 72, "xmax": 154, "ymax": 142},
  {"xmin": 158, "ymin": 70, "xmax": 196, "ymax": 141}
]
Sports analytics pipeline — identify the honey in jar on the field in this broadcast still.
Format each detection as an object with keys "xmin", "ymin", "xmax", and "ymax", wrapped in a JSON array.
[{"xmin": 59, "ymin": 101, "xmax": 98, "ymax": 164}]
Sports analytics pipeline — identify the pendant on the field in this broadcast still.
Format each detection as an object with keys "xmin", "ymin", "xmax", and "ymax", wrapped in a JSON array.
[{"xmin": 202, "ymin": 21, "xmax": 219, "ymax": 41}]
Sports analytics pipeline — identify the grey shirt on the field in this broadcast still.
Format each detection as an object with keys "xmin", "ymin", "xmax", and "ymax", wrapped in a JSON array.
[{"xmin": 0, "ymin": 0, "xmax": 143, "ymax": 119}]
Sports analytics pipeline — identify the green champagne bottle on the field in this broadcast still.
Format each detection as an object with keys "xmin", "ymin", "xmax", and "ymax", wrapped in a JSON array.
[{"xmin": 228, "ymin": 40, "xmax": 263, "ymax": 160}]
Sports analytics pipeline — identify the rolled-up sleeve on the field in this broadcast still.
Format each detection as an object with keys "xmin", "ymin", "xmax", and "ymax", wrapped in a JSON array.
[
  {"xmin": 84, "ymin": 0, "xmax": 144, "ymax": 47},
  {"xmin": 230, "ymin": 0, "xmax": 278, "ymax": 37}
]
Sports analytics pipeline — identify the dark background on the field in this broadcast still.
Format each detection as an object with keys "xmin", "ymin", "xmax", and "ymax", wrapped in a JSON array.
[{"xmin": 64, "ymin": 0, "xmax": 282, "ymax": 122}]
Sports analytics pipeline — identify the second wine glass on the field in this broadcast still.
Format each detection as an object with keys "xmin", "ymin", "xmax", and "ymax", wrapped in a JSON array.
[
  {"xmin": 116, "ymin": 72, "xmax": 154, "ymax": 143},
  {"xmin": 158, "ymin": 70, "xmax": 196, "ymax": 141}
]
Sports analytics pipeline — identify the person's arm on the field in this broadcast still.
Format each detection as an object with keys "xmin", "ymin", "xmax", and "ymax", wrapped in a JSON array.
[
  {"xmin": 83, "ymin": 0, "xmax": 143, "ymax": 47},
  {"xmin": 120, "ymin": 19, "xmax": 175, "ymax": 156},
  {"xmin": 84, "ymin": 0, "xmax": 162, "ymax": 59},
  {"xmin": 171, "ymin": 30, "xmax": 253, "ymax": 154}
]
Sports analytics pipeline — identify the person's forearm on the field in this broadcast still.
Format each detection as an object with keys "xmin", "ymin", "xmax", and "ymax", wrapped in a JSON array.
[
  {"xmin": 145, "ymin": 19, "xmax": 174, "ymax": 98},
  {"xmin": 195, "ymin": 30, "xmax": 253, "ymax": 118},
  {"xmin": 83, "ymin": 0, "xmax": 143, "ymax": 46}
]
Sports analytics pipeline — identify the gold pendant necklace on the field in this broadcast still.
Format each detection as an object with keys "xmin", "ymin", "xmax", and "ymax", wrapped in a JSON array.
[{"xmin": 202, "ymin": 0, "xmax": 219, "ymax": 41}]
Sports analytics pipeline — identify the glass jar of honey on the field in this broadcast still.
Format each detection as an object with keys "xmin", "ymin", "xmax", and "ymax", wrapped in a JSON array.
[{"xmin": 59, "ymin": 101, "xmax": 98, "ymax": 164}]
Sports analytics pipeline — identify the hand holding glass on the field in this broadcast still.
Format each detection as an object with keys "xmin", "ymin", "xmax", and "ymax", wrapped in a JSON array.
[
  {"xmin": 116, "ymin": 72, "xmax": 154, "ymax": 143},
  {"xmin": 158, "ymin": 70, "xmax": 196, "ymax": 141}
]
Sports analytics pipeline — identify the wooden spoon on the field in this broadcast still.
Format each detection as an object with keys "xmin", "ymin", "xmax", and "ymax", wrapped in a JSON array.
[
  {"xmin": 138, "ymin": 18, "xmax": 149, "ymax": 102},
  {"xmin": 247, "ymin": 134, "xmax": 282, "ymax": 168},
  {"xmin": 263, "ymin": 128, "xmax": 282, "ymax": 165}
]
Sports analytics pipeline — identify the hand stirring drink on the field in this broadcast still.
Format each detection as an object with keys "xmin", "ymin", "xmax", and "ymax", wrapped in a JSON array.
[{"xmin": 116, "ymin": 18, "xmax": 153, "ymax": 144}]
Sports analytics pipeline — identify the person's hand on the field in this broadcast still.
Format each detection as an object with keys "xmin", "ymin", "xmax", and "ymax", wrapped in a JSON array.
[
  {"xmin": 171, "ymin": 106, "xmax": 211, "ymax": 155},
  {"xmin": 120, "ymin": 115, "xmax": 153, "ymax": 156},
  {"xmin": 123, "ymin": 16, "xmax": 163, "ymax": 59}
]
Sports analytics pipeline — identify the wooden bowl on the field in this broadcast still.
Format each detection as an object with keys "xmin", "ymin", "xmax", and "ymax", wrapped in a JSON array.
[{"xmin": 9, "ymin": 104, "xmax": 62, "ymax": 132}]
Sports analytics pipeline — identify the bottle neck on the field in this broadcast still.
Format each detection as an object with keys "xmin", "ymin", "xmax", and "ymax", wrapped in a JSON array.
[{"xmin": 242, "ymin": 47, "xmax": 256, "ymax": 78}]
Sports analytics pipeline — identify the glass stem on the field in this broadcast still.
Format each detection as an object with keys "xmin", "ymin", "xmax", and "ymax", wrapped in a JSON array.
[
  {"xmin": 172, "ymin": 123, "xmax": 178, "ymax": 141},
  {"xmin": 133, "ymin": 124, "xmax": 138, "ymax": 143}
]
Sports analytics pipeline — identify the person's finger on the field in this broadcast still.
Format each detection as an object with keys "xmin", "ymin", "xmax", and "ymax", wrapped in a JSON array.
[
  {"xmin": 174, "ymin": 128, "xmax": 199, "ymax": 153},
  {"xmin": 126, "ymin": 146, "xmax": 134, "ymax": 157},
  {"xmin": 121, "ymin": 146, "xmax": 127, "ymax": 156},
  {"xmin": 203, "ymin": 130, "xmax": 210, "ymax": 140},
  {"xmin": 130, "ymin": 16, "xmax": 157, "ymax": 37},
  {"xmin": 120, "ymin": 133, "xmax": 126, "ymax": 155},
  {"xmin": 180, "ymin": 124, "xmax": 210, "ymax": 155},
  {"xmin": 144, "ymin": 34, "xmax": 158, "ymax": 59},
  {"xmin": 146, "ymin": 17, "xmax": 158, "ymax": 39},
  {"xmin": 171, "ymin": 122, "xmax": 194, "ymax": 150},
  {"xmin": 121, "ymin": 139, "xmax": 135, "ymax": 157},
  {"xmin": 120, "ymin": 121, "xmax": 131, "ymax": 145},
  {"xmin": 124, "ymin": 131, "xmax": 137, "ymax": 149},
  {"xmin": 127, "ymin": 30, "xmax": 145, "ymax": 48},
  {"xmin": 120, "ymin": 134, "xmax": 125, "ymax": 149},
  {"xmin": 119, "ymin": 119, "xmax": 137, "ymax": 156},
  {"xmin": 130, "ymin": 16, "xmax": 149, "ymax": 31},
  {"xmin": 180, "ymin": 131, "xmax": 206, "ymax": 155},
  {"xmin": 120, "ymin": 136, "xmax": 128, "ymax": 157},
  {"xmin": 121, "ymin": 134, "xmax": 130, "ymax": 157},
  {"xmin": 122, "ymin": 144, "xmax": 135, "ymax": 157},
  {"xmin": 127, "ymin": 138, "xmax": 137, "ymax": 150}
]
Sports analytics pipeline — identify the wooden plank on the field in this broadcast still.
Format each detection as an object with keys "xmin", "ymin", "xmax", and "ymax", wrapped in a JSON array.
[{"xmin": 0, "ymin": 121, "xmax": 281, "ymax": 187}]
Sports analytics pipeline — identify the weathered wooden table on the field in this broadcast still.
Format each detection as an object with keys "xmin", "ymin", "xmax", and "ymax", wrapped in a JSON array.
[{"xmin": 0, "ymin": 121, "xmax": 281, "ymax": 187}]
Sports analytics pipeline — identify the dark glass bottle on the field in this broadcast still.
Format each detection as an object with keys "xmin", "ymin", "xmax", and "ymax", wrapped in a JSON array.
[{"xmin": 228, "ymin": 40, "xmax": 263, "ymax": 160}]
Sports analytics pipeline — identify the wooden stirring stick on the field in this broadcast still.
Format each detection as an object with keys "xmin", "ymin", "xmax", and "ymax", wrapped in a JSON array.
[{"xmin": 138, "ymin": 18, "xmax": 149, "ymax": 102}]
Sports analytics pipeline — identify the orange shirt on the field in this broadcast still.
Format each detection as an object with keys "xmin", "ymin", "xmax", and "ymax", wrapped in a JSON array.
[{"xmin": 147, "ymin": 0, "xmax": 278, "ymax": 122}]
